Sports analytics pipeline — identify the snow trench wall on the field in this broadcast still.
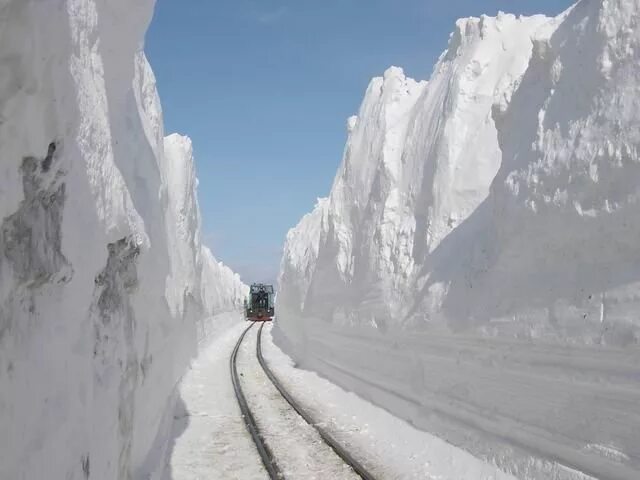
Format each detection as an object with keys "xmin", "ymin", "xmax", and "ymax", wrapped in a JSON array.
[
  {"xmin": 0, "ymin": 1, "xmax": 247, "ymax": 479},
  {"xmin": 276, "ymin": 1, "xmax": 640, "ymax": 479}
]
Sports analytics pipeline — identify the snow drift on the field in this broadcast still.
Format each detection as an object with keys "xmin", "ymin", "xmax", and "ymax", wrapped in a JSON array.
[
  {"xmin": 0, "ymin": 1, "xmax": 246, "ymax": 479},
  {"xmin": 276, "ymin": 1, "xmax": 640, "ymax": 479}
]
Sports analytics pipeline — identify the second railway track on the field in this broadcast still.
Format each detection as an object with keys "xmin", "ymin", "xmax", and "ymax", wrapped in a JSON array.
[{"xmin": 230, "ymin": 321, "xmax": 377, "ymax": 480}]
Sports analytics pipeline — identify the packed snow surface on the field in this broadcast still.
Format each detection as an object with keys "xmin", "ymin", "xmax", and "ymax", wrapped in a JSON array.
[
  {"xmin": 261, "ymin": 323, "xmax": 522, "ymax": 480},
  {"xmin": 0, "ymin": 1, "xmax": 246, "ymax": 479},
  {"xmin": 166, "ymin": 319, "xmax": 519, "ymax": 480},
  {"xmin": 162, "ymin": 314, "xmax": 267, "ymax": 480},
  {"xmin": 276, "ymin": 1, "xmax": 640, "ymax": 478}
]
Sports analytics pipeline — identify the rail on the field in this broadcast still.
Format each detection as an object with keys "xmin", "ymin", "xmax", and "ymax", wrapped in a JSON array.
[
  {"xmin": 230, "ymin": 322, "xmax": 283, "ymax": 479},
  {"xmin": 256, "ymin": 323, "xmax": 378, "ymax": 480}
]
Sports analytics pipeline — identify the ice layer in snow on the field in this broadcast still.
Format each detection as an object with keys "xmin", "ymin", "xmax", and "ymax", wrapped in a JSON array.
[
  {"xmin": 0, "ymin": 1, "xmax": 246, "ymax": 479},
  {"xmin": 276, "ymin": 1, "xmax": 640, "ymax": 479}
]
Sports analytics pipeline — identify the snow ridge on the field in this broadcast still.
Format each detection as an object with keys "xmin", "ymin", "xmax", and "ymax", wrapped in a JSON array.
[
  {"xmin": 276, "ymin": 1, "xmax": 640, "ymax": 478},
  {"xmin": 0, "ymin": 1, "xmax": 246, "ymax": 479}
]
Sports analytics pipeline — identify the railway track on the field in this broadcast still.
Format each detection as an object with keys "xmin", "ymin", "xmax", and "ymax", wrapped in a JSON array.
[
  {"xmin": 230, "ymin": 322, "xmax": 282, "ymax": 478},
  {"xmin": 230, "ymin": 321, "xmax": 377, "ymax": 480}
]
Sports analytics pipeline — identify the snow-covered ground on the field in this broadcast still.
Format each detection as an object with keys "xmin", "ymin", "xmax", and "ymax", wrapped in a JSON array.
[
  {"xmin": 0, "ymin": 1, "xmax": 246, "ymax": 479},
  {"xmin": 276, "ymin": 0, "xmax": 640, "ymax": 478},
  {"xmin": 161, "ymin": 314, "xmax": 266, "ymax": 480},
  {"xmin": 164, "ymin": 318, "xmax": 523, "ymax": 480},
  {"xmin": 262, "ymin": 323, "xmax": 523, "ymax": 480}
]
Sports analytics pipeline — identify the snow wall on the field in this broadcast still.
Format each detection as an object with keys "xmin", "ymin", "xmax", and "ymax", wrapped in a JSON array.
[
  {"xmin": 0, "ymin": 1, "xmax": 247, "ymax": 479},
  {"xmin": 276, "ymin": 1, "xmax": 640, "ymax": 479}
]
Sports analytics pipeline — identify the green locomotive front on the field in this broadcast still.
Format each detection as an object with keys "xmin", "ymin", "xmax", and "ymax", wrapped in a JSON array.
[{"xmin": 245, "ymin": 283, "xmax": 275, "ymax": 321}]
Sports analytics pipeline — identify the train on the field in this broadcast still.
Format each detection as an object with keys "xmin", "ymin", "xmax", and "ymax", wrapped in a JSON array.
[{"xmin": 245, "ymin": 283, "xmax": 275, "ymax": 321}]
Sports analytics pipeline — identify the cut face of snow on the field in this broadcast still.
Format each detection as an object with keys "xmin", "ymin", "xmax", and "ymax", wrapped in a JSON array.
[
  {"xmin": 0, "ymin": 1, "xmax": 246, "ymax": 479},
  {"xmin": 276, "ymin": 0, "xmax": 640, "ymax": 478}
]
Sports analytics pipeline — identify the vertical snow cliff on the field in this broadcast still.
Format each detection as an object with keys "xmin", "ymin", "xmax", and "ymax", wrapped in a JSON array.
[
  {"xmin": 276, "ymin": 1, "xmax": 640, "ymax": 479},
  {"xmin": 0, "ymin": 1, "xmax": 247, "ymax": 479}
]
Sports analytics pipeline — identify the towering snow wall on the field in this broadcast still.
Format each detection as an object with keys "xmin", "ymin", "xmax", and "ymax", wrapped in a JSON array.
[
  {"xmin": 0, "ymin": 1, "xmax": 247, "ymax": 479},
  {"xmin": 276, "ymin": 1, "xmax": 640, "ymax": 478}
]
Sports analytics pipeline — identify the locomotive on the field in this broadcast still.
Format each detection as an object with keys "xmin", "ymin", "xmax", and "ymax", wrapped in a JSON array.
[{"xmin": 245, "ymin": 283, "xmax": 275, "ymax": 321}]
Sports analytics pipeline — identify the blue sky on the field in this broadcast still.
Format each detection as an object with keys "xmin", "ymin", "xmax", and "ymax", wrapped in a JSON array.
[{"xmin": 145, "ymin": 0, "xmax": 575, "ymax": 285}]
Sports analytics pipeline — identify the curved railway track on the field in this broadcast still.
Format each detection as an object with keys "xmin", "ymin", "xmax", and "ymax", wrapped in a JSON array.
[
  {"xmin": 230, "ymin": 321, "xmax": 377, "ymax": 480},
  {"xmin": 230, "ymin": 322, "xmax": 283, "ymax": 478}
]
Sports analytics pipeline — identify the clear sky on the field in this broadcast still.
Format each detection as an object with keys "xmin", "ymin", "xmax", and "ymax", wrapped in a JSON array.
[{"xmin": 145, "ymin": 0, "xmax": 575, "ymax": 285}]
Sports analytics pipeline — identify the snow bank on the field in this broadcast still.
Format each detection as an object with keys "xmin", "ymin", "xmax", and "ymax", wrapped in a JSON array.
[
  {"xmin": 276, "ymin": 1, "xmax": 640, "ymax": 478},
  {"xmin": 0, "ymin": 1, "xmax": 246, "ymax": 479}
]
